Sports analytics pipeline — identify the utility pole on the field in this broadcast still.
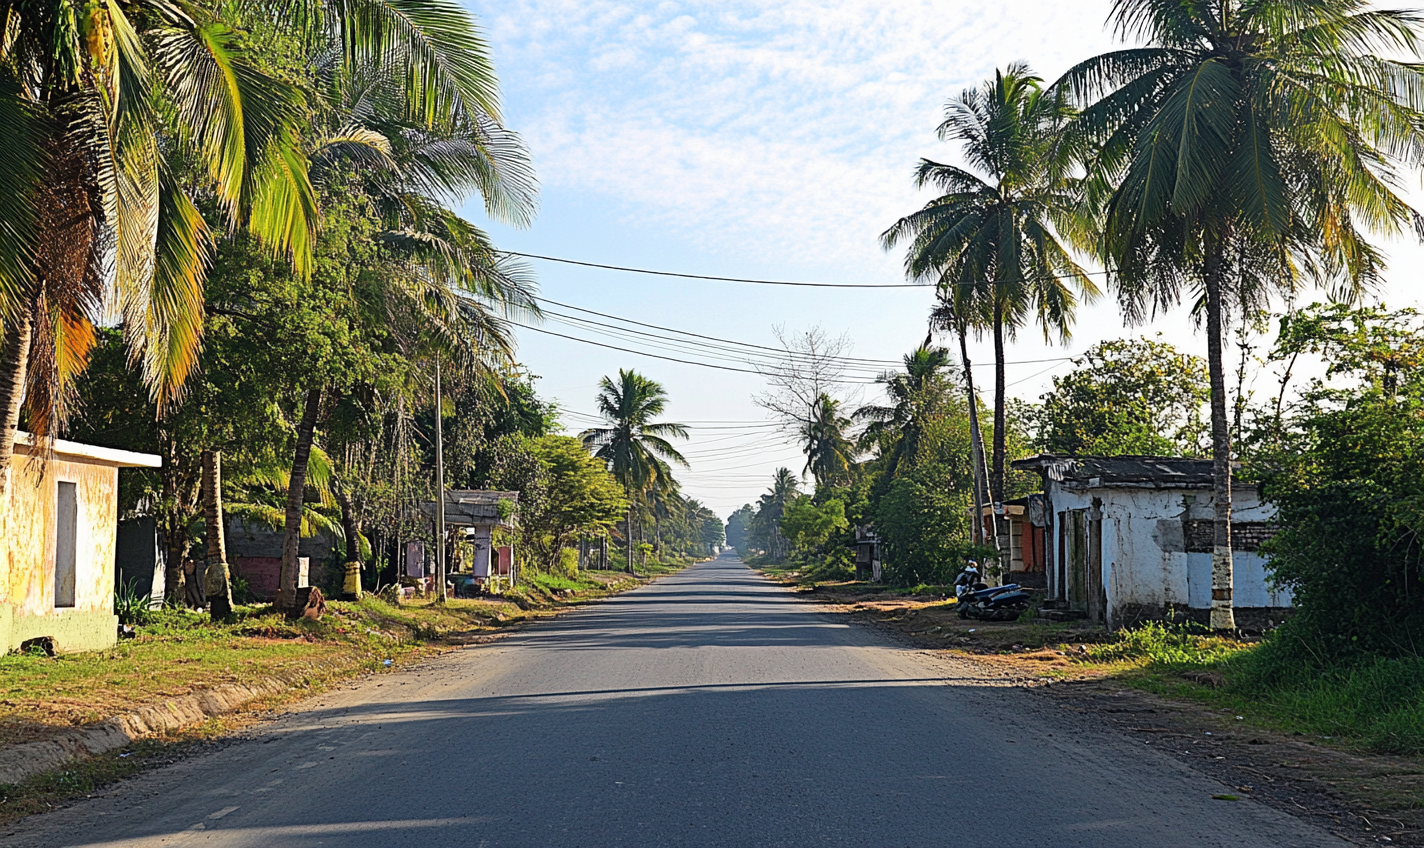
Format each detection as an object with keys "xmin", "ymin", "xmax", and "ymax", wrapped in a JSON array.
[{"xmin": 434, "ymin": 358, "xmax": 447, "ymax": 603}]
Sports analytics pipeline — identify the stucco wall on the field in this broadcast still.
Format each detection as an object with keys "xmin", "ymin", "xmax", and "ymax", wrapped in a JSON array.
[
  {"xmin": 0, "ymin": 451, "xmax": 121, "ymax": 653},
  {"xmin": 1049, "ymin": 483, "xmax": 1291, "ymax": 628}
]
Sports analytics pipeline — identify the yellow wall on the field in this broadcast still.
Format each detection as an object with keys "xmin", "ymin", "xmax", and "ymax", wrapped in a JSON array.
[{"xmin": 0, "ymin": 446, "xmax": 121, "ymax": 652}]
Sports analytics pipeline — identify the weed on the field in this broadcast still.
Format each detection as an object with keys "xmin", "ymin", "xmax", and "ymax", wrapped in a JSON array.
[
  {"xmin": 113, "ymin": 579, "xmax": 154, "ymax": 626},
  {"xmin": 1085, "ymin": 621, "xmax": 1241, "ymax": 666}
]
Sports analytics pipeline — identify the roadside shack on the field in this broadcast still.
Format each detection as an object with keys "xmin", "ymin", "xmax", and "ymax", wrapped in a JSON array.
[
  {"xmin": 420, "ymin": 490, "xmax": 519, "ymax": 591},
  {"xmin": 1011, "ymin": 455, "xmax": 1291, "ymax": 629}
]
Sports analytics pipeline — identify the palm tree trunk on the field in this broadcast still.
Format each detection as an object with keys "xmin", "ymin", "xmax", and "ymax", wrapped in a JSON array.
[
  {"xmin": 276, "ymin": 386, "xmax": 323, "ymax": 613},
  {"xmin": 201, "ymin": 449, "xmax": 234, "ymax": 619},
  {"xmin": 626, "ymin": 507, "xmax": 634, "ymax": 573},
  {"xmin": 1204, "ymin": 248, "xmax": 1236, "ymax": 632},
  {"xmin": 991, "ymin": 301, "xmax": 1007, "ymax": 504},
  {"xmin": 0, "ymin": 301, "xmax": 34, "ymax": 502},
  {"xmin": 159, "ymin": 433, "xmax": 189, "ymax": 603},
  {"xmin": 336, "ymin": 481, "xmax": 362, "ymax": 599}
]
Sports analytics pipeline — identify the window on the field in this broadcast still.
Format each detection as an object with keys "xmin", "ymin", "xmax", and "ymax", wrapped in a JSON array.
[{"xmin": 54, "ymin": 481, "xmax": 77, "ymax": 608}]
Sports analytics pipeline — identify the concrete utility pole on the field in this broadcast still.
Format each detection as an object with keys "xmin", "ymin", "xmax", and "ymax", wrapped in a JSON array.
[{"xmin": 435, "ymin": 358, "xmax": 448, "ymax": 603}]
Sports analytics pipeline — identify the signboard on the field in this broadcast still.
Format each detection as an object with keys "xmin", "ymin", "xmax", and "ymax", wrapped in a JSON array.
[{"xmin": 405, "ymin": 541, "xmax": 425, "ymax": 578}]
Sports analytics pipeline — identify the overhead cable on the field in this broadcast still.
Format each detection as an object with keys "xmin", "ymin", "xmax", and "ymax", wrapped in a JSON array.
[{"xmin": 504, "ymin": 250, "xmax": 1112, "ymax": 290}]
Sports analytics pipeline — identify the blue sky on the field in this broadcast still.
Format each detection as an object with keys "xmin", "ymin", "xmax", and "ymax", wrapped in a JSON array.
[{"xmin": 462, "ymin": 0, "xmax": 1424, "ymax": 517}]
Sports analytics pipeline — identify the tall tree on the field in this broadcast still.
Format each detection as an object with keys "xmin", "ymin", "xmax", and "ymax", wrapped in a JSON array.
[
  {"xmin": 580, "ymin": 369, "xmax": 689, "ymax": 571},
  {"xmin": 800, "ymin": 394, "xmax": 856, "ymax": 489},
  {"xmin": 751, "ymin": 468, "xmax": 800, "ymax": 561},
  {"xmin": 854, "ymin": 346, "xmax": 955, "ymax": 479},
  {"xmin": 1039, "ymin": 337, "xmax": 1208, "ymax": 457},
  {"xmin": 1053, "ymin": 0, "xmax": 1424, "ymax": 630},
  {"xmin": 882, "ymin": 63, "xmax": 1097, "ymax": 506},
  {"xmin": 0, "ymin": 0, "xmax": 320, "ymax": 498}
]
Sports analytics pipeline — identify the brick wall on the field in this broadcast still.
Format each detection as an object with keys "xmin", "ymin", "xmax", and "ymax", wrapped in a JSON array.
[{"xmin": 1182, "ymin": 520, "xmax": 1279, "ymax": 553}]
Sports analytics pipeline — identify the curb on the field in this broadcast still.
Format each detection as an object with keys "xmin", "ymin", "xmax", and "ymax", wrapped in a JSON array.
[{"xmin": 0, "ymin": 671, "xmax": 306, "ymax": 787}]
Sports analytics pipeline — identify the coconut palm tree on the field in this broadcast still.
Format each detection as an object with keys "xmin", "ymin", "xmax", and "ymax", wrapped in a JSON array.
[
  {"xmin": 854, "ymin": 346, "xmax": 954, "ymax": 479},
  {"xmin": 1052, "ymin": 0, "xmax": 1424, "ymax": 630},
  {"xmin": 882, "ymin": 63, "xmax": 1097, "ymax": 506},
  {"xmin": 752, "ymin": 468, "xmax": 800, "ymax": 561},
  {"xmin": 581, "ymin": 370, "xmax": 689, "ymax": 571},
  {"xmin": 0, "ymin": 0, "xmax": 319, "ymax": 497},
  {"xmin": 0, "ymin": 0, "xmax": 534, "ymax": 504},
  {"xmin": 800, "ymin": 394, "xmax": 856, "ymax": 489}
]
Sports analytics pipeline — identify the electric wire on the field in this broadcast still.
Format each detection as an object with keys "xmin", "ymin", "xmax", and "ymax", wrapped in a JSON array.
[
  {"xmin": 504, "ymin": 250, "xmax": 1113, "ymax": 290},
  {"xmin": 533, "ymin": 295, "xmax": 906, "ymax": 367}
]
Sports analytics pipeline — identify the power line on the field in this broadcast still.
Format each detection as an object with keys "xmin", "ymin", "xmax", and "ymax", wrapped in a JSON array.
[
  {"xmin": 506, "ymin": 251, "xmax": 929, "ymax": 288},
  {"xmin": 528, "ymin": 295, "xmax": 1075, "ymax": 372},
  {"xmin": 503, "ymin": 249, "xmax": 1113, "ymax": 289},
  {"xmin": 515, "ymin": 322, "xmax": 882, "ymax": 384},
  {"xmin": 534, "ymin": 296, "xmax": 904, "ymax": 367},
  {"xmin": 543, "ymin": 311, "xmax": 887, "ymax": 377}
]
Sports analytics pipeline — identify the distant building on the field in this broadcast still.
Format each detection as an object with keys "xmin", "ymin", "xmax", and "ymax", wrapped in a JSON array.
[
  {"xmin": 1, "ymin": 433, "xmax": 161, "ymax": 653},
  {"xmin": 1011, "ymin": 455, "xmax": 1291, "ymax": 629},
  {"xmin": 420, "ymin": 490, "xmax": 519, "ymax": 586}
]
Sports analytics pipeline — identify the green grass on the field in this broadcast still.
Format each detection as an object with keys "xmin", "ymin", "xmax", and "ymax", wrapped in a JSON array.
[
  {"xmin": 1098, "ymin": 625, "xmax": 1424, "ymax": 756},
  {"xmin": 1085, "ymin": 620, "xmax": 1242, "ymax": 666}
]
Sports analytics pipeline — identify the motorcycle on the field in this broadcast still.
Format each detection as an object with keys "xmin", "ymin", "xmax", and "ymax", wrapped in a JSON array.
[{"xmin": 956, "ymin": 581, "xmax": 1033, "ymax": 621}]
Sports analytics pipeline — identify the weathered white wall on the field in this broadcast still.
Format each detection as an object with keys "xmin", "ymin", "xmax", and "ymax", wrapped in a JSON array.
[{"xmin": 1049, "ymin": 483, "xmax": 1291, "ymax": 627}]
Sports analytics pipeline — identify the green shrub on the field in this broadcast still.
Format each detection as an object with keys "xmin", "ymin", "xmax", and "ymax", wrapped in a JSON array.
[
  {"xmin": 114, "ymin": 578, "xmax": 154, "ymax": 626},
  {"xmin": 1231, "ymin": 637, "xmax": 1424, "ymax": 755}
]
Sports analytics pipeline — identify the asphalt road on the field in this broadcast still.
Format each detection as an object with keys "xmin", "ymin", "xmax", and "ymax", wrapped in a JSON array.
[{"xmin": 5, "ymin": 555, "xmax": 1345, "ymax": 848}]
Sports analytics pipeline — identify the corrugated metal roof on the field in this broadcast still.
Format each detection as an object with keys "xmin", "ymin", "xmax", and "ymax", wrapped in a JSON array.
[{"xmin": 1011, "ymin": 454, "xmax": 1241, "ymax": 489}]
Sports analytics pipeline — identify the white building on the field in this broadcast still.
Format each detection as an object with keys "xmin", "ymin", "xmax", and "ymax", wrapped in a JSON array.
[{"xmin": 1012, "ymin": 455, "xmax": 1292, "ymax": 629}]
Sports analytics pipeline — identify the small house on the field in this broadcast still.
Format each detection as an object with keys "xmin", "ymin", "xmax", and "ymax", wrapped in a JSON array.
[
  {"xmin": 1, "ymin": 433, "xmax": 161, "ymax": 653},
  {"xmin": 1011, "ymin": 455, "xmax": 1291, "ymax": 629}
]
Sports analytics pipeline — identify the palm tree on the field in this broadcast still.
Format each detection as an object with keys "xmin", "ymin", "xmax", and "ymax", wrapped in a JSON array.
[
  {"xmin": 581, "ymin": 370, "xmax": 689, "ymax": 572},
  {"xmin": 259, "ymin": 6, "xmax": 537, "ymax": 612},
  {"xmin": 1052, "ymin": 0, "xmax": 1424, "ymax": 631},
  {"xmin": 881, "ymin": 63, "xmax": 1097, "ymax": 506},
  {"xmin": 753, "ymin": 468, "xmax": 800, "ymax": 561},
  {"xmin": 929, "ymin": 301, "xmax": 994, "ymax": 544},
  {"xmin": 0, "ymin": 0, "xmax": 535, "ymax": 508},
  {"xmin": 800, "ymin": 394, "xmax": 856, "ymax": 489},
  {"xmin": 0, "ymin": 0, "xmax": 320, "ymax": 497},
  {"xmin": 854, "ymin": 346, "xmax": 954, "ymax": 479}
]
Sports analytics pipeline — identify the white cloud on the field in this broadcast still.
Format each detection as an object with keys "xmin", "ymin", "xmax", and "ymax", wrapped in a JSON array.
[{"xmin": 478, "ymin": 1, "xmax": 1123, "ymax": 275}]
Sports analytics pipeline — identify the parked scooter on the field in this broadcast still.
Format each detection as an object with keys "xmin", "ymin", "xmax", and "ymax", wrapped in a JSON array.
[{"xmin": 953, "ymin": 563, "xmax": 1032, "ymax": 621}]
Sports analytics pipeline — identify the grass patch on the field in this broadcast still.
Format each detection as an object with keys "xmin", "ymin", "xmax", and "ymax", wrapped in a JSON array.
[
  {"xmin": 1087, "ymin": 624, "xmax": 1424, "ymax": 757},
  {"xmin": 1084, "ymin": 621, "xmax": 1243, "ymax": 666}
]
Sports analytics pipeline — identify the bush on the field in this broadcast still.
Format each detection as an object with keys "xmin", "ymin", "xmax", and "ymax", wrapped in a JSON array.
[
  {"xmin": 230, "ymin": 574, "xmax": 253, "ymax": 605},
  {"xmin": 1255, "ymin": 305, "xmax": 1424, "ymax": 662},
  {"xmin": 875, "ymin": 464, "xmax": 994, "ymax": 586}
]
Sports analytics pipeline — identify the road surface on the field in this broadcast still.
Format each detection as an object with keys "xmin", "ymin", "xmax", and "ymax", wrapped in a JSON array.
[{"xmin": 4, "ymin": 555, "xmax": 1344, "ymax": 847}]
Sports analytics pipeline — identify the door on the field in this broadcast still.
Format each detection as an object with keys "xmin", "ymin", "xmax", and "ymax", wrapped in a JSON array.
[
  {"xmin": 1086, "ymin": 511, "xmax": 1106, "ymax": 623},
  {"xmin": 1066, "ymin": 510, "xmax": 1087, "ymax": 612},
  {"xmin": 55, "ymin": 481, "xmax": 78, "ymax": 608}
]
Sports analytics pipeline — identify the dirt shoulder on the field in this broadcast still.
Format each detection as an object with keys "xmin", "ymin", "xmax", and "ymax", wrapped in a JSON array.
[{"xmin": 777, "ymin": 576, "xmax": 1424, "ymax": 847}]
